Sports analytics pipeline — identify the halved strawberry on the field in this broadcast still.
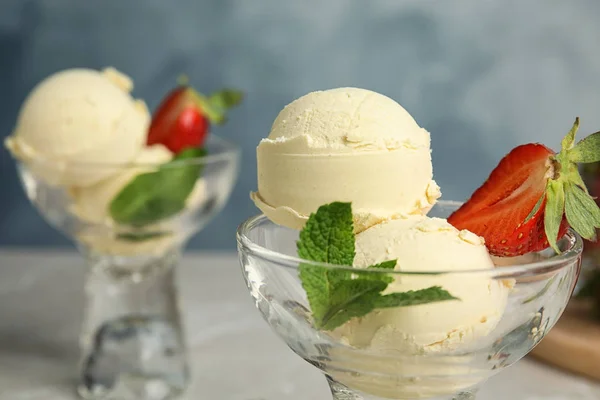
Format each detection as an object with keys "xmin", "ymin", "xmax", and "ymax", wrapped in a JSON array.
[
  {"xmin": 448, "ymin": 118, "xmax": 600, "ymax": 257},
  {"xmin": 148, "ymin": 85, "xmax": 243, "ymax": 153}
]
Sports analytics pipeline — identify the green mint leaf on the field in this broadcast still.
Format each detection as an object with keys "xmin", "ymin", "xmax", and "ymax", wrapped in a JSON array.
[
  {"xmin": 297, "ymin": 202, "xmax": 355, "ymax": 266},
  {"xmin": 319, "ymin": 279, "xmax": 388, "ymax": 330},
  {"xmin": 116, "ymin": 231, "xmax": 170, "ymax": 242},
  {"xmin": 570, "ymin": 130, "xmax": 600, "ymax": 163},
  {"xmin": 297, "ymin": 202, "xmax": 356, "ymax": 328},
  {"xmin": 368, "ymin": 260, "xmax": 397, "ymax": 270},
  {"xmin": 564, "ymin": 182, "xmax": 600, "ymax": 241},
  {"xmin": 109, "ymin": 148, "xmax": 205, "ymax": 226},
  {"xmin": 373, "ymin": 286, "xmax": 458, "ymax": 309},
  {"xmin": 297, "ymin": 202, "xmax": 458, "ymax": 331},
  {"xmin": 544, "ymin": 180, "xmax": 565, "ymax": 253}
]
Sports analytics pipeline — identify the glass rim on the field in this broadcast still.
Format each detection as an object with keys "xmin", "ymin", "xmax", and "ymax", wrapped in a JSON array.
[
  {"xmin": 236, "ymin": 204, "xmax": 583, "ymax": 277},
  {"xmin": 11, "ymin": 134, "xmax": 240, "ymax": 169}
]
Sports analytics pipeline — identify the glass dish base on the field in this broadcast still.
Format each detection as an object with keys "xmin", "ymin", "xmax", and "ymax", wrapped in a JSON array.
[
  {"xmin": 327, "ymin": 377, "xmax": 478, "ymax": 400},
  {"xmin": 77, "ymin": 246, "xmax": 189, "ymax": 400}
]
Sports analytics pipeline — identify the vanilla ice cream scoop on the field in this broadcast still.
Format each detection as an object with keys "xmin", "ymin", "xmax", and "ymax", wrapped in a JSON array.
[
  {"xmin": 69, "ymin": 144, "xmax": 172, "ymax": 224},
  {"xmin": 251, "ymin": 87, "xmax": 440, "ymax": 233},
  {"xmin": 70, "ymin": 144, "xmax": 207, "ymax": 225},
  {"xmin": 5, "ymin": 67, "xmax": 150, "ymax": 187},
  {"xmin": 334, "ymin": 216, "xmax": 510, "ymax": 354}
]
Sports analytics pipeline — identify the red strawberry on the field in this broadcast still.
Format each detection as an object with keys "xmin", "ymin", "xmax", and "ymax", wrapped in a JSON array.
[
  {"xmin": 148, "ymin": 86, "xmax": 243, "ymax": 153},
  {"xmin": 448, "ymin": 118, "xmax": 600, "ymax": 257}
]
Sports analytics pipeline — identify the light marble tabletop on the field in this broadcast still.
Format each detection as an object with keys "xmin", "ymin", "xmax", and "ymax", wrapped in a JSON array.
[{"xmin": 1, "ymin": 249, "xmax": 599, "ymax": 400}]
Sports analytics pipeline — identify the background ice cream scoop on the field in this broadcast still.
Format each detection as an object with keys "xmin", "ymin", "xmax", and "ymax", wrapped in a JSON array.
[
  {"xmin": 334, "ymin": 215, "xmax": 510, "ymax": 354},
  {"xmin": 251, "ymin": 87, "xmax": 440, "ymax": 233},
  {"xmin": 70, "ymin": 144, "xmax": 207, "ymax": 225},
  {"xmin": 5, "ymin": 67, "xmax": 150, "ymax": 187},
  {"xmin": 69, "ymin": 144, "xmax": 172, "ymax": 224}
]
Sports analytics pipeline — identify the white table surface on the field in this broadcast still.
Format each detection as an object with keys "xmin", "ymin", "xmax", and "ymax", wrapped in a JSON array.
[{"xmin": 1, "ymin": 249, "xmax": 599, "ymax": 400}]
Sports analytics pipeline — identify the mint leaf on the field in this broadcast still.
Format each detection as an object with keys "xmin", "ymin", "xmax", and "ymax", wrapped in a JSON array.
[
  {"xmin": 369, "ymin": 260, "xmax": 397, "ymax": 270},
  {"xmin": 109, "ymin": 148, "xmax": 205, "ymax": 226},
  {"xmin": 297, "ymin": 202, "xmax": 458, "ymax": 331},
  {"xmin": 297, "ymin": 202, "xmax": 355, "ymax": 266},
  {"xmin": 373, "ymin": 286, "xmax": 458, "ymax": 308},
  {"xmin": 319, "ymin": 279, "xmax": 388, "ymax": 330},
  {"xmin": 116, "ymin": 231, "xmax": 170, "ymax": 242}
]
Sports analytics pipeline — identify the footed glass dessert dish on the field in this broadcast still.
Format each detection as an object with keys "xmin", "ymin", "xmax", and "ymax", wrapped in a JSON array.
[
  {"xmin": 236, "ymin": 201, "xmax": 583, "ymax": 400},
  {"xmin": 15, "ymin": 135, "xmax": 239, "ymax": 399}
]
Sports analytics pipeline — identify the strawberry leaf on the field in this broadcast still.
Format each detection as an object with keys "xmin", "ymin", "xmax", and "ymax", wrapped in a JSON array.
[
  {"xmin": 570, "ymin": 131, "xmax": 600, "ymax": 163},
  {"xmin": 524, "ymin": 193, "xmax": 545, "ymax": 224},
  {"xmin": 209, "ymin": 90, "xmax": 244, "ymax": 110},
  {"xmin": 566, "ymin": 162, "xmax": 589, "ymax": 193},
  {"xmin": 561, "ymin": 117, "xmax": 579, "ymax": 151},
  {"xmin": 188, "ymin": 90, "xmax": 227, "ymax": 125},
  {"xmin": 565, "ymin": 186, "xmax": 597, "ymax": 241},
  {"xmin": 187, "ymin": 89, "xmax": 244, "ymax": 125},
  {"xmin": 544, "ymin": 180, "xmax": 565, "ymax": 253},
  {"xmin": 564, "ymin": 183, "xmax": 600, "ymax": 241}
]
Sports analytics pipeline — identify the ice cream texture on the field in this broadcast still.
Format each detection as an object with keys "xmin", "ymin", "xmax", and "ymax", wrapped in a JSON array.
[
  {"xmin": 5, "ymin": 67, "xmax": 150, "ymax": 187},
  {"xmin": 69, "ymin": 144, "xmax": 172, "ymax": 224},
  {"xmin": 70, "ymin": 143, "xmax": 207, "ymax": 225},
  {"xmin": 333, "ymin": 216, "xmax": 510, "ymax": 354},
  {"xmin": 251, "ymin": 87, "xmax": 440, "ymax": 233}
]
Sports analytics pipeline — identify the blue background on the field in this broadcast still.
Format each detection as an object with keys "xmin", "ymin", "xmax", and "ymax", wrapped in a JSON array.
[{"xmin": 1, "ymin": 0, "xmax": 600, "ymax": 250}]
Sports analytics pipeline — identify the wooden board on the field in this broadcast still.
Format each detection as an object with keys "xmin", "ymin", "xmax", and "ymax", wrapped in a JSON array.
[{"xmin": 530, "ymin": 299, "xmax": 600, "ymax": 381}]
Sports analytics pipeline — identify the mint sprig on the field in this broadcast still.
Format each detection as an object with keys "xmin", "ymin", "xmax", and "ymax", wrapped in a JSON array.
[
  {"xmin": 109, "ymin": 147, "xmax": 206, "ymax": 227},
  {"xmin": 297, "ymin": 202, "xmax": 457, "ymax": 331}
]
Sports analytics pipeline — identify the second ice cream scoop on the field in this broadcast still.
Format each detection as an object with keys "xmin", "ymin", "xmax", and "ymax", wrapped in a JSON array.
[{"xmin": 334, "ymin": 215, "xmax": 510, "ymax": 354}]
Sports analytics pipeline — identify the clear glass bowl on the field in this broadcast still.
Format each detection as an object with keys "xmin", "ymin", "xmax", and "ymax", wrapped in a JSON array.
[
  {"xmin": 236, "ymin": 201, "xmax": 582, "ymax": 400},
  {"xmin": 13, "ymin": 135, "xmax": 240, "ymax": 400}
]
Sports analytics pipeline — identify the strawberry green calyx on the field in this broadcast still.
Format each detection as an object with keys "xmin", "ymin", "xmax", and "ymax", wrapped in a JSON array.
[
  {"xmin": 188, "ymin": 88, "xmax": 244, "ymax": 125},
  {"xmin": 544, "ymin": 118, "xmax": 600, "ymax": 252}
]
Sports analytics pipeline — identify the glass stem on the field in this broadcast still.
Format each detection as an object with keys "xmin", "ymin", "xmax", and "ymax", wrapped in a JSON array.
[{"xmin": 77, "ymin": 246, "xmax": 189, "ymax": 400}]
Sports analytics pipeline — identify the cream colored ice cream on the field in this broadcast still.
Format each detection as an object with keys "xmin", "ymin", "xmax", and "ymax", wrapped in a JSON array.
[
  {"xmin": 69, "ymin": 144, "xmax": 172, "ymax": 224},
  {"xmin": 5, "ymin": 67, "xmax": 150, "ymax": 187},
  {"xmin": 70, "ymin": 143, "xmax": 207, "ymax": 225},
  {"xmin": 71, "ymin": 142, "xmax": 207, "ymax": 256},
  {"xmin": 333, "ymin": 216, "xmax": 510, "ymax": 354},
  {"xmin": 251, "ymin": 87, "xmax": 440, "ymax": 233}
]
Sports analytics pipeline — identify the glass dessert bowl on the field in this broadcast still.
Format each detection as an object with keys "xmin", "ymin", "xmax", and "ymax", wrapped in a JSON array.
[
  {"xmin": 15, "ymin": 134, "xmax": 240, "ymax": 400},
  {"xmin": 236, "ymin": 201, "xmax": 582, "ymax": 400}
]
